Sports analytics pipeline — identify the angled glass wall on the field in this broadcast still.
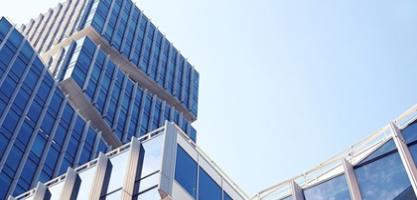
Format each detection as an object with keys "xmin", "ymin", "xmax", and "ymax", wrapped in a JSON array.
[{"xmin": 254, "ymin": 106, "xmax": 417, "ymax": 200}]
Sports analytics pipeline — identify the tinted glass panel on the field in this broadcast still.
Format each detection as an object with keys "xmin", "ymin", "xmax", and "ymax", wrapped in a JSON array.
[
  {"xmin": 174, "ymin": 145, "xmax": 197, "ymax": 198},
  {"xmin": 403, "ymin": 121, "xmax": 417, "ymax": 144},
  {"xmin": 303, "ymin": 174, "xmax": 351, "ymax": 200},
  {"xmin": 198, "ymin": 167, "xmax": 222, "ymax": 200},
  {"xmin": 355, "ymin": 151, "xmax": 415, "ymax": 200},
  {"xmin": 358, "ymin": 139, "xmax": 396, "ymax": 165}
]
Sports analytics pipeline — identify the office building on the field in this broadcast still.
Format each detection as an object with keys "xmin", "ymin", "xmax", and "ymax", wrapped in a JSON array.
[
  {"xmin": 0, "ymin": 18, "xmax": 109, "ymax": 199},
  {"xmin": 0, "ymin": 0, "xmax": 203, "ymax": 198},
  {"xmin": 11, "ymin": 122, "xmax": 248, "ymax": 200}
]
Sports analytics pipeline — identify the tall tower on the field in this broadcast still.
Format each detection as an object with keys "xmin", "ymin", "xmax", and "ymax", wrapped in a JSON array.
[{"xmin": 0, "ymin": 0, "xmax": 203, "ymax": 198}]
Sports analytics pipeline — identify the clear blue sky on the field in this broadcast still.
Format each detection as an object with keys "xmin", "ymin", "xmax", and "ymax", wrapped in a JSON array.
[{"xmin": 2, "ymin": 0, "xmax": 417, "ymax": 195}]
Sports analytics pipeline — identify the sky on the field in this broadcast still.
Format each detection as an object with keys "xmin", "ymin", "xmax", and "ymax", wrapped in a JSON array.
[{"xmin": 1, "ymin": 0, "xmax": 417, "ymax": 196}]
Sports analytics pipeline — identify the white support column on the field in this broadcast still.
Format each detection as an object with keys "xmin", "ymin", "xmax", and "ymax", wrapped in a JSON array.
[
  {"xmin": 342, "ymin": 159, "xmax": 362, "ymax": 200},
  {"xmin": 121, "ymin": 137, "xmax": 144, "ymax": 200},
  {"xmin": 159, "ymin": 122, "xmax": 178, "ymax": 198},
  {"xmin": 390, "ymin": 122, "xmax": 417, "ymax": 194},
  {"xmin": 291, "ymin": 181, "xmax": 304, "ymax": 200},
  {"xmin": 89, "ymin": 153, "xmax": 112, "ymax": 200},
  {"xmin": 60, "ymin": 168, "xmax": 81, "ymax": 200},
  {"xmin": 33, "ymin": 183, "xmax": 51, "ymax": 200}
]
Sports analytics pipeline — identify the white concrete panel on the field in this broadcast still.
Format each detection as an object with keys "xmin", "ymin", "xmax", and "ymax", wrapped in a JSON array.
[{"xmin": 171, "ymin": 181, "xmax": 194, "ymax": 200}]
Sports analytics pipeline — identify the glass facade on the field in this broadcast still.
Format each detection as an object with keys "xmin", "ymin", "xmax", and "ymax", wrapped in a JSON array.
[
  {"xmin": 0, "ymin": 17, "xmax": 109, "ymax": 199},
  {"xmin": 52, "ymin": 36, "xmax": 196, "ymax": 142},
  {"xmin": 175, "ymin": 145, "xmax": 198, "ymax": 198},
  {"xmin": 256, "ymin": 119, "xmax": 417, "ymax": 200},
  {"xmin": 12, "ymin": 123, "xmax": 246, "ymax": 200},
  {"xmin": 20, "ymin": 0, "xmax": 199, "ymax": 119}
]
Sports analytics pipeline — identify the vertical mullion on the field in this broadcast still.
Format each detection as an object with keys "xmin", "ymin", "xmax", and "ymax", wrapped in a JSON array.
[
  {"xmin": 27, "ymin": 14, "xmax": 44, "ymax": 41},
  {"xmin": 120, "ymin": 138, "xmax": 144, "ymax": 199},
  {"xmin": 128, "ymin": 10, "xmax": 143, "ymax": 62},
  {"xmin": 119, "ymin": 2, "xmax": 137, "ymax": 54},
  {"xmin": 101, "ymin": 0, "xmax": 117, "ymax": 35},
  {"xmin": 89, "ymin": 153, "xmax": 112, "ymax": 200},
  {"xmin": 134, "ymin": 90, "xmax": 146, "ymax": 138},
  {"xmin": 59, "ymin": 168, "xmax": 81, "ymax": 200},
  {"xmin": 112, "ymin": 76, "xmax": 128, "ymax": 135},
  {"xmin": 291, "ymin": 181, "xmax": 304, "ymax": 200},
  {"xmin": 36, "ymin": 4, "xmax": 62, "ymax": 52},
  {"xmin": 82, "ymin": 44, "xmax": 100, "ymax": 90},
  {"xmin": 92, "ymin": 56, "xmax": 110, "ymax": 105},
  {"xmin": 31, "ymin": 96, "xmax": 69, "ymax": 187},
  {"xmin": 2, "ymin": 68, "xmax": 50, "ymax": 197},
  {"xmin": 43, "ymin": 1, "xmax": 70, "ymax": 52},
  {"xmin": 121, "ymin": 83, "xmax": 137, "ymax": 143},
  {"xmin": 67, "ymin": 0, "xmax": 88, "ymax": 37},
  {"xmin": 32, "ymin": 9, "xmax": 52, "ymax": 47},
  {"xmin": 73, "ymin": 121, "xmax": 91, "ymax": 166},
  {"xmin": 53, "ymin": 0, "xmax": 77, "ymax": 46},
  {"xmin": 53, "ymin": 104, "xmax": 79, "ymax": 177},
  {"xmin": 342, "ymin": 159, "xmax": 362, "ymax": 200}
]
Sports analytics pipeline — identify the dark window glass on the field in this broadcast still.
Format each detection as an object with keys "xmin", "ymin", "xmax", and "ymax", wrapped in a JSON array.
[
  {"xmin": 403, "ymin": 121, "xmax": 417, "ymax": 144},
  {"xmin": 174, "ymin": 145, "xmax": 197, "ymax": 198},
  {"xmin": 303, "ymin": 174, "xmax": 351, "ymax": 200},
  {"xmin": 224, "ymin": 191, "xmax": 233, "ymax": 200},
  {"xmin": 198, "ymin": 167, "xmax": 222, "ymax": 200}
]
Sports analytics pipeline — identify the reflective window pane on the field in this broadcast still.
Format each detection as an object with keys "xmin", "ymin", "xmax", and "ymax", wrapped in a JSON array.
[
  {"xmin": 198, "ymin": 167, "xmax": 222, "ymax": 200},
  {"xmin": 303, "ymin": 174, "xmax": 351, "ymax": 200},
  {"xmin": 358, "ymin": 140, "xmax": 396, "ymax": 165},
  {"xmin": 355, "ymin": 150, "xmax": 415, "ymax": 200},
  {"xmin": 141, "ymin": 134, "xmax": 164, "ymax": 177}
]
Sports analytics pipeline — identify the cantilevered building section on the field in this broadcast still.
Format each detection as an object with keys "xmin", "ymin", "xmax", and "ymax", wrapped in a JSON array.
[
  {"xmin": 252, "ymin": 106, "xmax": 417, "ymax": 200},
  {"xmin": 11, "ymin": 122, "xmax": 249, "ymax": 200},
  {"xmin": 20, "ymin": 0, "xmax": 199, "ymax": 121}
]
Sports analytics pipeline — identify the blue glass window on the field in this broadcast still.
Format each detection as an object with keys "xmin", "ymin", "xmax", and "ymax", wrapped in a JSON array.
[
  {"xmin": 199, "ymin": 167, "xmax": 222, "ymax": 200},
  {"xmin": 224, "ymin": 191, "xmax": 233, "ymax": 200},
  {"xmin": 303, "ymin": 174, "xmax": 350, "ymax": 200},
  {"xmin": 174, "ymin": 145, "xmax": 197, "ymax": 198}
]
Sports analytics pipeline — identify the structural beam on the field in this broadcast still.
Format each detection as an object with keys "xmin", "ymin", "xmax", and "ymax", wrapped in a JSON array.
[
  {"xmin": 342, "ymin": 159, "xmax": 362, "ymax": 200},
  {"xmin": 291, "ymin": 181, "xmax": 304, "ymax": 200},
  {"xmin": 60, "ymin": 168, "xmax": 81, "ymax": 200},
  {"xmin": 33, "ymin": 183, "xmax": 51, "ymax": 200},
  {"xmin": 121, "ymin": 137, "xmax": 144, "ymax": 200},
  {"xmin": 89, "ymin": 153, "xmax": 112, "ymax": 200}
]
